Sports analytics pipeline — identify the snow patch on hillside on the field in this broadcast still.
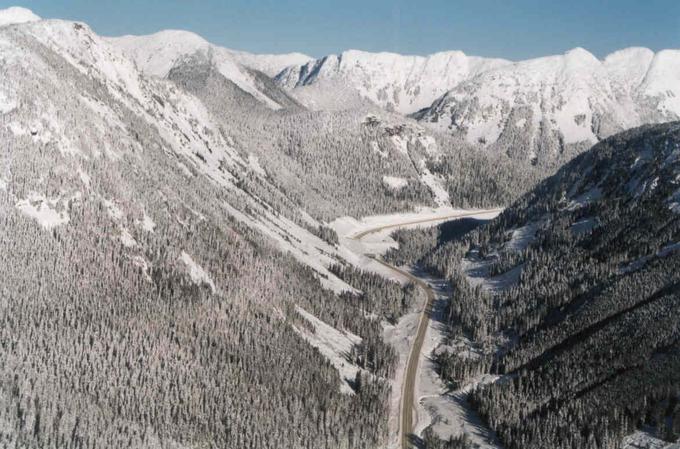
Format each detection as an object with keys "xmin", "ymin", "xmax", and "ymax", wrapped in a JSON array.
[
  {"xmin": 462, "ymin": 253, "xmax": 523, "ymax": 293},
  {"xmin": 0, "ymin": 90, "xmax": 16, "ymax": 114},
  {"xmin": 571, "ymin": 217, "xmax": 599, "ymax": 235},
  {"xmin": 391, "ymin": 135, "xmax": 409, "ymax": 155},
  {"xmin": 77, "ymin": 169, "xmax": 91, "ymax": 187},
  {"xmin": 622, "ymin": 430, "xmax": 678, "ymax": 449},
  {"xmin": 383, "ymin": 176, "xmax": 407, "ymax": 189},
  {"xmin": 293, "ymin": 306, "xmax": 362, "ymax": 395},
  {"xmin": 668, "ymin": 184, "xmax": 680, "ymax": 214},
  {"xmin": 505, "ymin": 222, "xmax": 540, "ymax": 252},
  {"xmin": 119, "ymin": 228, "xmax": 137, "ymax": 248},
  {"xmin": 15, "ymin": 193, "xmax": 71, "ymax": 229},
  {"xmin": 180, "ymin": 251, "xmax": 216, "ymax": 293},
  {"xmin": 418, "ymin": 161, "xmax": 450, "ymax": 206},
  {"xmin": 371, "ymin": 141, "xmax": 388, "ymax": 158},
  {"xmin": 248, "ymin": 154, "xmax": 267, "ymax": 176},
  {"xmin": 568, "ymin": 186, "xmax": 603, "ymax": 210},
  {"xmin": 103, "ymin": 198, "xmax": 124, "ymax": 220},
  {"xmin": 141, "ymin": 210, "xmax": 156, "ymax": 232},
  {"xmin": 619, "ymin": 240, "xmax": 680, "ymax": 274}
]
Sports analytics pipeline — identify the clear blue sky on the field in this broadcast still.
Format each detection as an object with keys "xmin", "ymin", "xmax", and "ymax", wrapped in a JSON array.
[{"xmin": 4, "ymin": 0, "xmax": 680, "ymax": 59}]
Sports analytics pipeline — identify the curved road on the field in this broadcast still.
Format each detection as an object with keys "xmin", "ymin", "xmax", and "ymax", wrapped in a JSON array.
[{"xmin": 351, "ymin": 208, "xmax": 502, "ymax": 449}]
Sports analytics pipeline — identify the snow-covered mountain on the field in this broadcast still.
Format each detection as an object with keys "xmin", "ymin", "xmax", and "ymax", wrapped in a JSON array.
[
  {"xmin": 0, "ymin": 13, "xmax": 343, "ymax": 288},
  {"xmin": 0, "ymin": 8, "xmax": 473, "ymax": 292},
  {"xmin": 414, "ymin": 47, "xmax": 680, "ymax": 165},
  {"xmin": 109, "ymin": 30, "xmax": 310, "ymax": 109},
  {"xmin": 109, "ymin": 29, "xmax": 312, "ymax": 78},
  {"xmin": 277, "ymin": 46, "xmax": 680, "ymax": 167},
  {"xmin": 3, "ymin": 6, "xmax": 680, "ymax": 449},
  {"xmin": 276, "ymin": 49, "xmax": 510, "ymax": 113}
]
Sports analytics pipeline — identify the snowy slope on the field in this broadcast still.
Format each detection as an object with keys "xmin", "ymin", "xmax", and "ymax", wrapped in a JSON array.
[
  {"xmin": 5, "ymin": 11, "xmax": 458, "ymax": 296},
  {"xmin": 0, "ymin": 13, "xmax": 357, "ymax": 292},
  {"xmin": 108, "ymin": 30, "xmax": 305, "ymax": 109},
  {"xmin": 276, "ymin": 49, "xmax": 510, "ymax": 113},
  {"xmin": 415, "ymin": 47, "xmax": 680, "ymax": 165}
]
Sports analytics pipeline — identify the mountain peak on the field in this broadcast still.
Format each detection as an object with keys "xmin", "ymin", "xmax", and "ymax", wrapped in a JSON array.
[
  {"xmin": 0, "ymin": 6, "xmax": 40, "ymax": 27},
  {"xmin": 564, "ymin": 47, "xmax": 600, "ymax": 64},
  {"xmin": 127, "ymin": 28, "xmax": 210, "ymax": 47}
]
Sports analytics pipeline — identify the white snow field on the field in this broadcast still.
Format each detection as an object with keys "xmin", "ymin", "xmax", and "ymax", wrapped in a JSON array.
[
  {"xmin": 15, "ymin": 193, "xmax": 72, "ymax": 229},
  {"xmin": 180, "ymin": 251, "xmax": 217, "ymax": 293}
]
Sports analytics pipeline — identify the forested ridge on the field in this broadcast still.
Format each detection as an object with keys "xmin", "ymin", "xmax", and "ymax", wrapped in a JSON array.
[{"xmin": 407, "ymin": 123, "xmax": 680, "ymax": 449}]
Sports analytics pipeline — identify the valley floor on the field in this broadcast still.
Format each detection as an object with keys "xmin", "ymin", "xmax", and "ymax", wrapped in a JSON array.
[{"xmin": 331, "ymin": 207, "xmax": 503, "ymax": 448}]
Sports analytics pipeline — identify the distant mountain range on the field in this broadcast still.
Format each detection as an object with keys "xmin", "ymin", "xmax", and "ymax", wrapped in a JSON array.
[
  {"xmin": 108, "ymin": 24, "xmax": 680, "ymax": 168},
  {"xmin": 278, "ymin": 47, "xmax": 680, "ymax": 166},
  {"xmin": 275, "ymin": 49, "xmax": 509, "ymax": 114}
]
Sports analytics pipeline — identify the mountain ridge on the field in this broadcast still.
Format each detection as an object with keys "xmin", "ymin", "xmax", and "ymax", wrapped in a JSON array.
[
  {"xmin": 391, "ymin": 121, "xmax": 680, "ymax": 449},
  {"xmin": 275, "ymin": 48, "xmax": 511, "ymax": 114},
  {"xmin": 109, "ymin": 29, "xmax": 313, "ymax": 77}
]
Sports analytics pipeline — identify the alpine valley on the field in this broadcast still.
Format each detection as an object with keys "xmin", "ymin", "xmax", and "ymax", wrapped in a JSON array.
[{"xmin": 0, "ymin": 6, "xmax": 678, "ymax": 449}]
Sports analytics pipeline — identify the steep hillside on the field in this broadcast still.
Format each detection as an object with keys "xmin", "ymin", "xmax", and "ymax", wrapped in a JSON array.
[
  {"xmin": 0, "ymin": 14, "xmax": 421, "ymax": 449},
  {"xmin": 416, "ymin": 123, "xmax": 680, "ymax": 449},
  {"xmin": 415, "ymin": 48, "xmax": 680, "ymax": 167}
]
